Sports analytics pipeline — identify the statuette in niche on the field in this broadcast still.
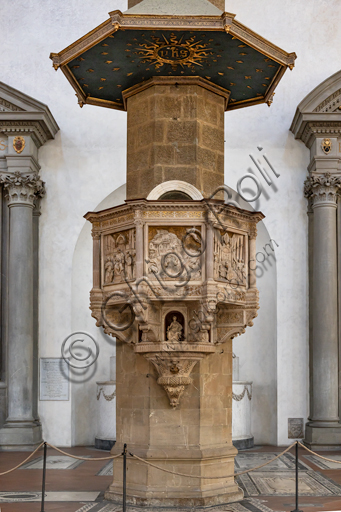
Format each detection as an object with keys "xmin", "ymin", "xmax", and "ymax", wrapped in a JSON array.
[{"xmin": 167, "ymin": 316, "xmax": 183, "ymax": 342}]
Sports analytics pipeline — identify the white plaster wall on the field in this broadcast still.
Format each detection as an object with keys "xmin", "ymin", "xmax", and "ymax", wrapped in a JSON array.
[
  {"xmin": 0, "ymin": 0, "xmax": 337, "ymax": 445},
  {"xmin": 70, "ymin": 186, "xmax": 125, "ymax": 445}
]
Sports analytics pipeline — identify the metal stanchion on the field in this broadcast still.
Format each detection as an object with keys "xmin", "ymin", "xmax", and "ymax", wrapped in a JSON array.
[
  {"xmin": 40, "ymin": 442, "xmax": 47, "ymax": 512},
  {"xmin": 123, "ymin": 443, "xmax": 127, "ymax": 512},
  {"xmin": 291, "ymin": 441, "xmax": 302, "ymax": 512}
]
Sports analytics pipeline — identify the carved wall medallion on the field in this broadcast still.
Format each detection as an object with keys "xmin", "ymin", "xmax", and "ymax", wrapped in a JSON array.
[
  {"xmin": 321, "ymin": 138, "xmax": 332, "ymax": 154},
  {"xmin": 13, "ymin": 135, "xmax": 25, "ymax": 154}
]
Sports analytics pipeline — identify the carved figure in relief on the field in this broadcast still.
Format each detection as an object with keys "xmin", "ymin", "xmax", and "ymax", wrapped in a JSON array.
[
  {"xmin": 103, "ymin": 229, "xmax": 136, "ymax": 284},
  {"xmin": 214, "ymin": 230, "xmax": 246, "ymax": 285},
  {"xmin": 104, "ymin": 258, "xmax": 114, "ymax": 283},
  {"xmin": 167, "ymin": 316, "xmax": 183, "ymax": 342},
  {"xmin": 114, "ymin": 251, "xmax": 125, "ymax": 276},
  {"xmin": 126, "ymin": 251, "xmax": 134, "ymax": 280},
  {"xmin": 148, "ymin": 229, "xmax": 201, "ymax": 280}
]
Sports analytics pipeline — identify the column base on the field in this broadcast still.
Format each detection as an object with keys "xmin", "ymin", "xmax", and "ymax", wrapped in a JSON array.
[
  {"xmin": 304, "ymin": 422, "xmax": 341, "ymax": 450},
  {"xmin": 105, "ymin": 445, "xmax": 243, "ymax": 508},
  {"xmin": 0, "ymin": 422, "xmax": 42, "ymax": 451},
  {"xmin": 104, "ymin": 486, "xmax": 243, "ymax": 508},
  {"xmin": 233, "ymin": 436, "xmax": 254, "ymax": 450}
]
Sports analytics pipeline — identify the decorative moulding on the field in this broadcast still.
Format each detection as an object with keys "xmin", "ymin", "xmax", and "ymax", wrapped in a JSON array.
[
  {"xmin": 147, "ymin": 180, "xmax": 204, "ymax": 200},
  {"xmin": 0, "ymin": 82, "xmax": 59, "ymax": 147},
  {"xmin": 290, "ymin": 70, "xmax": 341, "ymax": 148}
]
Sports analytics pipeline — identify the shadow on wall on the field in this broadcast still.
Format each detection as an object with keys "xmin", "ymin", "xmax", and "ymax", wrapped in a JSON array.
[
  {"xmin": 70, "ymin": 185, "xmax": 126, "ymax": 446},
  {"xmin": 70, "ymin": 184, "xmax": 277, "ymax": 446},
  {"xmin": 227, "ymin": 186, "xmax": 278, "ymax": 446}
]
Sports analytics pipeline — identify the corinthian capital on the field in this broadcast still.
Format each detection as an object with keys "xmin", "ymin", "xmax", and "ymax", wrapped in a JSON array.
[
  {"xmin": 0, "ymin": 171, "xmax": 45, "ymax": 207},
  {"xmin": 304, "ymin": 172, "xmax": 341, "ymax": 207}
]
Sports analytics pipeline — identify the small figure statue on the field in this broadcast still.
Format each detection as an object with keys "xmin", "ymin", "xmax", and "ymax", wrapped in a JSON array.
[
  {"xmin": 167, "ymin": 316, "xmax": 183, "ymax": 342},
  {"xmin": 125, "ymin": 251, "xmax": 134, "ymax": 280},
  {"xmin": 114, "ymin": 251, "xmax": 124, "ymax": 279},
  {"xmin": 104, "ymin": 257, "xmax": 114, "ymax": 283}
]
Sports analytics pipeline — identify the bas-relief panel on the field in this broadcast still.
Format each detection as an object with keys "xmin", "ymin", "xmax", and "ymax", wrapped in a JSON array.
[
  {"xmin": 214, "ymin": 229, "xmax": 247, "ymax": 286},
  {"xmin": 147, "ymin": 226, "xmax": 202, "ymax": 281},
  {"xmin": 103, "ymin": 228, "xmax": 136, "ymax": 285}
]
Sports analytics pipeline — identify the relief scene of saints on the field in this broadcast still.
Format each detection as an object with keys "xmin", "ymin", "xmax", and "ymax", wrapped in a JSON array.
[
  {"xmin": 103, "ymin": 229, "xmax": 136, "ymax": 284},
  {"xmin": 147, "ymin": 226, "xmax": 202, "ymax": 281},
  {"xmin": 214, "ymin": 230, "xmax": 246, "ymax": 286}
]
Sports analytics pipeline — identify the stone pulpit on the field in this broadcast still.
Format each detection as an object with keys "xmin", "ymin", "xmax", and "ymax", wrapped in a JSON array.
[{"xmin": 51, "ymin": 0, "xmax": 295, "ymax": 506}]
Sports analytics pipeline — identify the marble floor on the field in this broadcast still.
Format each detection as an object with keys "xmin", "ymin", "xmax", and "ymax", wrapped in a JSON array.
[{"xmin": 1, "ymin": 445, "xmax": 341, "ymax": 512}]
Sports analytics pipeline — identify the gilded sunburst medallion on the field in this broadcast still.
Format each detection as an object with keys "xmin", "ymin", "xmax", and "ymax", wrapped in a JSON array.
[{"xmin": 133, "ymin": 33, "xmax": 214, "ymax": 71}]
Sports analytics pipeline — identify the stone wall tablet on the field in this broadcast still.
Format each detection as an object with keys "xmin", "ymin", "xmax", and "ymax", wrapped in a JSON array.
[{"xmin": 39, "ymin": 358, "xmax": 69, "ymax": 401}]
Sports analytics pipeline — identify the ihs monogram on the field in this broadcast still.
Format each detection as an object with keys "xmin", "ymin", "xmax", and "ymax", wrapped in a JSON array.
[{"xmin": 133, "ymin": 33, "xmax": 215, "ymax": 71}]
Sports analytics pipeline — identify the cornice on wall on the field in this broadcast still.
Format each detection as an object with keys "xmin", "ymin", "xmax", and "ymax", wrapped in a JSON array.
[{"xmin": 128, "ymin": 0, "xmax": 225, "ymax": 11}]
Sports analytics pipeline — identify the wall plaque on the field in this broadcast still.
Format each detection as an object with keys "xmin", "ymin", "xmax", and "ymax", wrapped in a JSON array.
[
  {"xmin": 288, "ymin": 417, "xmax": 304, "ymax": 439},
  {"xmin": 39, "ymin": 358, "xmax": 69, "ymax": 401}
]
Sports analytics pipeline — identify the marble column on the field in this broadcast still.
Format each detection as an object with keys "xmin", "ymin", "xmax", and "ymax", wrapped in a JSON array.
[
  {"xmin": 0, "ymin": 172, "xmax": 44, "ymax": 449},
  {"xmin": 304, "ymin": 173, "xmax": 341, "ymax": 448}
]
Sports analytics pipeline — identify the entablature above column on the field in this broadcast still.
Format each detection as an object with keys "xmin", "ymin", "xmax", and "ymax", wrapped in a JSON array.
[
  {"xmin": 290, "ymin": 70, "xmax": 341, "ymax": 170},
  {"xmin": 0, "ymin": 81, "xmax": 59, "ymax": 150}
]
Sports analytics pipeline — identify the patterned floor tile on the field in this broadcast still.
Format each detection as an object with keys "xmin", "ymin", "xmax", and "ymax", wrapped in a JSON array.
[
  {"xmin": 96, "ymin": 461, "xmax": 113, "ymax": 476},
  {"xmin": 304, "ymin": 454, "xmax": 341, "ymax": 470},
  {"xmin": 19, "ymin": 455, "xmax": 88, "ymax": 470},
  {"xmin": 236, "ymin": 470, "xmax": 341, "ymax": 496},
  {"xmin": 0, "ymin": 491, "xmax": 100, "ymax": 503},
  {"xmin": 75, "ymin": 498, "xmax": 281, "ymax": 512},
  {"xmin": 235, "ymin": 453, "xmax": 310, "ymax": 472}
]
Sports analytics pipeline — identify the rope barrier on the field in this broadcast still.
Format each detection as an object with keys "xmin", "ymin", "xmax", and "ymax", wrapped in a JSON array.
[
  {"xmin": 0, "ymin": 441, "xmax": 45, "ymax": 476},
  {"xmin": 298, "ymin": 441, "xmax": 341, "ymax": 465},
  {"xmin": 129, "ymin": 442, "xmax": 297, "ymax": 480},
  {"xmin": 45, "ymin": 443, "xmax": 123, "ymax": 461},
  {"xmin": 3, "ymin": 439, "xmax": 341, "ymax": 481}
]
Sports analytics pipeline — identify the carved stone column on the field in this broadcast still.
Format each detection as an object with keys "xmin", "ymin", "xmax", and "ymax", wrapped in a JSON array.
[
  {"xmin": 0, "ymin": 172, "xmax": 44, "ymax": 449},
  {"xmin": 304, "ymin": 173, "xmax": 341, "ymax": 448}
]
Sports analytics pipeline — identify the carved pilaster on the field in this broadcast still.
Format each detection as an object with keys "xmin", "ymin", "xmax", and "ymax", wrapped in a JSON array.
[
  {"xmin": 304, "ymin": 173, "xmax": 341, "ymax": 208},
  {"xmin": 0, "ymin": 171, "xmax": 45, "ymax": 208},
  {"xmin": 134, "ymin": 209, "xmax": 144, "ymax": 279}
]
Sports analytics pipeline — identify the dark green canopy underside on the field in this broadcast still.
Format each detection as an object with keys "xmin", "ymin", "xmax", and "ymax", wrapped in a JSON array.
[{"xmin": 68, "ymin": 29, "xmax": 281, "ymax": 106}]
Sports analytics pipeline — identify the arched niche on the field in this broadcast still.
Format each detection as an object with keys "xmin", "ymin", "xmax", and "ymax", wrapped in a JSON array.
[{"xmin": 147, "ymin": 180, "xmax": 203, "ymax": 200}]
